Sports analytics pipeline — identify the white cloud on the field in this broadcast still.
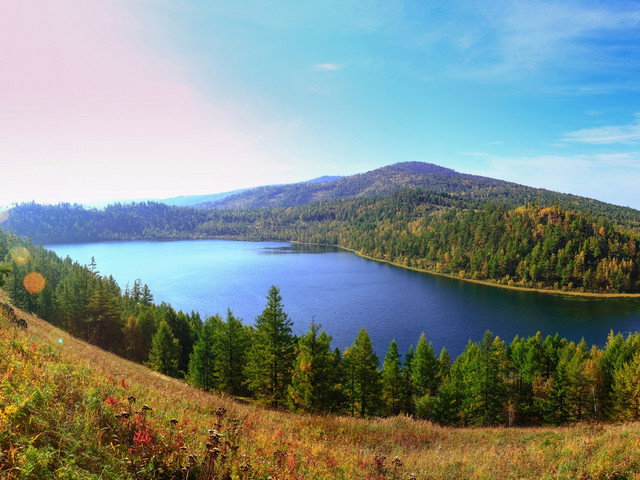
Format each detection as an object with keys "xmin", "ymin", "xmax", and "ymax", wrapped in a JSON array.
[
  {"xmin": 562, "ymin": 113, "xmax": 640, "ymax": 144},
  {"xmin": 312, "ymin": 63, "xmax": 343, "ymax": 71}
]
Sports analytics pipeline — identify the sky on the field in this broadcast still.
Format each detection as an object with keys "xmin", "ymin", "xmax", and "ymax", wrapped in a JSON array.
[{"xmin": 2, "ymin": 0, "xmax": 640, "ymax": 208}]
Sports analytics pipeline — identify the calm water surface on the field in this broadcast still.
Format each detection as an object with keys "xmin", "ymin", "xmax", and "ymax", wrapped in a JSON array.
[{"xmin": 46, "ymin": 240, "xmax": 640, "ymax": 357}]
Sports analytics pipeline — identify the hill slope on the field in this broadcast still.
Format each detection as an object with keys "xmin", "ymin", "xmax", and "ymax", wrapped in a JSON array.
[
  {"xmin": 202, "ymin": 162, "xmax": 640, "ymax": 227},
  {"xmin": 3, "ymin": 297, "xmax": 640, "ymax": 479}
]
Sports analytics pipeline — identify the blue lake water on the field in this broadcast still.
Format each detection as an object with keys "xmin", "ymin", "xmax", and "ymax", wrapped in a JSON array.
[{"xmin": 45, "ymin": 240, "xmax": 640, "ymax": 357}]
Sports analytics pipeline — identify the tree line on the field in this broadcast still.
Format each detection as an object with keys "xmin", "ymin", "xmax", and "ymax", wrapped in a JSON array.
[
  {"xmin": 181, "ymin": 285, "xmax": 640, "ymax": 426},
  {"xmin": 5, "ymin": 191, "xmax": 640, "ymax": 293}
]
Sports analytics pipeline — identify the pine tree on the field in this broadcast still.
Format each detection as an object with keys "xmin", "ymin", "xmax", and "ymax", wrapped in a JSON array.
[
  {"xmin": 288, "ymin": 322, "xmax": 337, "ymax": 412},
  {"xmin": 245, "ymin": 286, "xmax": 296, "ymax": 407},
  {"xmin": 0, "ymin": 249, "xmax": 10, "ymax": 288},
  {"xmin": 343, "ymin": 328, "xmax": 381, "ymax": 417},
  {"xmin": 88, "ymin": 279, "xmax": 123, "ymax": 353},
  {"xmin": 411, "ymin": 333, "xmax": 439, "ymax": 397},
  {"xmin": 215, "ymin": 310, "xmax": 251, "ymax": 396},
  {"xmin": 612, "ymin": 351, "xmax": 640, "ymax": 419},
  {"xmin": 381, "ymin": 339, "xmax": 405, "ymax": 415},
  {"xmin": 147, "ymin": 320, "xmax": 181, "ymax": 378},
  {"xmin": 187, "ymin": 314, "xmax": 221, "ymax": 391},
  {"xmin": 454, "ymin": 331, "xmax": 508, "ymax": 426}
]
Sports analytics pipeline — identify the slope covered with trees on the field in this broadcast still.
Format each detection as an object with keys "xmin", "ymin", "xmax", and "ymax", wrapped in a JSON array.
[
  {"xmin": 200, "ymin": 162, "xmax": 640, "ymax": 228},
  {"xmin": 5, "ymin": 187, "xmax": 640, "ymax": 293}
]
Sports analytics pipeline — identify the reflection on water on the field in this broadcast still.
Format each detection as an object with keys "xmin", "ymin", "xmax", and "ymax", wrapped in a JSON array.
[
  {"xmin": 260, "ymin": 244, "xmax": 344, "ymax": 255},
  {"xmin": 46, "ymin": 239, "xmax": 640, "ymax": 357}
]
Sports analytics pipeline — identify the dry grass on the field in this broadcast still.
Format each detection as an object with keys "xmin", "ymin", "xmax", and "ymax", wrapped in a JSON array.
[{"xmin": 4, "ymin": 300, "xmax": 640, "ymax": 479}]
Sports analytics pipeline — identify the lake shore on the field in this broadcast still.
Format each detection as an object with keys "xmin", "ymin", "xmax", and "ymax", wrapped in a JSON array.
[{"xmin": 291, "ymin": 241, "xmax": 640, "ymax": 299}]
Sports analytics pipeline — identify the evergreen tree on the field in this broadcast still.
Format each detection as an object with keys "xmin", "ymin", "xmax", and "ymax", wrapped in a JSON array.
[
  {"xmin": 0, "ymin": 250, "xmax": 10, "ymax": 288},
  {"xmin": 381, "ymin": 339, "xmax": 405, "ymax": 415},
  {"xmin": 88, "ymin": 279, "xmax": 123, "ymax": 353},
  {"xmin": 245, "ymin": 286, "xmax": 296, "ymax": 407},
  {"xmin": 160, "ymin": 304, "xmax": 196, "ymax": 374},
  {"xmin": 215, "ymin": 310, "xmax": 252, "ymax": 396},
  {"xmin": 288, "ymin": 322, "xmax": 338, "ymax": 412},
  {"xmin": 343, "ymin": 328, "xmax": 381, "ymax": 417},
  {"xmin": 187, "ymin": 314, "xmax": 221, "ymax": 391},
  {"xmin": 401, "ymin": 346, "xmax": 416, "ymax": 413},
  {"xmin": 612, "ymin": 351, "xmax": 640, "ymax": 419},
  {"xmin": 411, "ymin": 333, "xmax": 439, "ymax": 397},
  {"xmin": 147, "ymin": 320, "xmax": 181, "ymax": 378},
  {"xmin": 455, "ymin": 331, "xmax": 508, "ymax": 425}
]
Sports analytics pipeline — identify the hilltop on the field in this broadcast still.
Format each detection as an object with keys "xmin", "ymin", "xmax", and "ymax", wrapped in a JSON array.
[
  {"xmin": 3, "ymin": 297, "xmax": 640, "ymax": 479},
  {"xmin": 200, "ymin": 162, "xmax": 640, "ymax": 228}
]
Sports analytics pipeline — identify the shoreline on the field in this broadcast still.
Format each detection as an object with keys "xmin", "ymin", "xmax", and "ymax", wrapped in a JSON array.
[{"xmin": 292, "ymin": 241, "xmax": 640, "ymax": 299}]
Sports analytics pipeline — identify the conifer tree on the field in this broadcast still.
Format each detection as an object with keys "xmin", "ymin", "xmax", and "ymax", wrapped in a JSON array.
[
  {"xmin": 245, "ymin": 286, "xmax": 296, "ymax": 407},
  {"xmin": 401, "ymin": 345, "xmax": 416, "ymax": 413},
  {"xmin": 0, "ymin": 251, "xmax": 10, "ymax": 288},
  {"xmin": 147, "ymin": 320, "xmax": 181, "ymax": 378},
  {"xmin": 187, "ymin": 314, "xmax": 221, "ymax": 391},
  {"xmin": 411, "ymin": 333, "xmax": 439, "ymax": 397},
  {"xmin": 88, "ymin": 279, "xmax": 123, "ymax": 353},
  {"xmin": 454, "ymin": 331, "xmax": 507, "ymax": 425},
  {"xmin": 343, "ymin": 328, "xmax": 381, "ymax": 417},
  {"xmin": 381, "ymin": 339, "xmax": 405, "ymax": 415},
  {"xmin": 612, "ymin": 351, "xmax": 640, "ymax": 419},
  {"xmin": 288, "ymin": 322, "xmax": 337, "ymax": 412},
  {"xmin": 215, "ymin": 310, "xmax": 251, "ymax": 396}
]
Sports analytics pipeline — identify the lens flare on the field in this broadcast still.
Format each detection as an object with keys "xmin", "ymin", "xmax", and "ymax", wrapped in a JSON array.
[
  {"xmin": 10, "ymin": 247, "xmax": 31, "ymax": 266},
  {"xmin": 23, "ymin": 272, "xmax": 46, "ymax": 294}
]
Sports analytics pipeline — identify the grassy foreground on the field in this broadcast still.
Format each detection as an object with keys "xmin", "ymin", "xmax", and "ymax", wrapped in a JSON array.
[{"xmin": 3, "ymin": 306, "xmax": 640, "ymax": 479}]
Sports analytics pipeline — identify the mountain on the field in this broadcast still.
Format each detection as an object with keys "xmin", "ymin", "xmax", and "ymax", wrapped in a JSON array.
[
  {"xmin": 4, "ymin": 161, "xmax": 640, "ymax": 294},
  {"xmin": 200, "ymin": 162, "xmax": 640, "ymax": 229},
  {"xmin": 301, "ymin": 175, "xmax": 344, "ymax": 184},
  {"xmin": 158, "ymin": 188, "xmax": 249, "ymax": 207},
  {"xmin": 148, "ymin": 176, "xmax": 344, "ymax": 208}
]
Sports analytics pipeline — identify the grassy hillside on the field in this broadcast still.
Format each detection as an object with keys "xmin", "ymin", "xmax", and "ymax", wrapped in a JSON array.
[{"xmin": 3, "ymin": 296, "xmax": 640, "ymax": 479}]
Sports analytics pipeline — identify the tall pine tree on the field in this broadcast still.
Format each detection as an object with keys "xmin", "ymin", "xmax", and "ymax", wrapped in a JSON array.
[
  {"xmin": 245, "ymin": 286, "xmax": 296, "ymax": 407},
  {"xmin": 381, "ymin": 339, "xmax": 405, "ymax": 415},
  {"xmin": 147, "ymin": 320, "xmax": 181, "ymax": 378},
  {"xmin": 343, "ymin": 328, "xmax": 381, "ymax": 417},
  {"xmin": 187, "ymin": 314, "xmax": 221, "ymax": 391},
  {"xmin": 215, "ymin": 310, "xmax": 252, "ymax": 396},
  {"xmin": 288, "ymin": 322, "xmax": 339, "ymax": 412}
]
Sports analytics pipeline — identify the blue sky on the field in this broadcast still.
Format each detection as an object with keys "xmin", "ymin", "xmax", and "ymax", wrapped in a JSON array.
[{"xmin": 2, "ymin": 0, "xmax": 640, "ymax": 208}]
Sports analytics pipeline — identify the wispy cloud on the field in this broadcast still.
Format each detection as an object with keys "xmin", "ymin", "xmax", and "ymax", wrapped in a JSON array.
[
  {"xmin": 312, "ymin": 63, "xmax": 343, "ymax": 71},
  {"xmin": 562, "ymin": 113, "xmax": 640, "ymax": 144},
  {"xmin": 384, "ymin": 1, "xmax": 640, "ymax": 89}
]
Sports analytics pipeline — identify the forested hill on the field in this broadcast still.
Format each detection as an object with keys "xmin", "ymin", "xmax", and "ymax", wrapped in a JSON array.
[
  {"xmin": 201, "ymin": 162, "xmax": 640, "ymax": 227},
  {"xmin": 4, "ymin": 188, "xmax": 640, "ymax": 293}
]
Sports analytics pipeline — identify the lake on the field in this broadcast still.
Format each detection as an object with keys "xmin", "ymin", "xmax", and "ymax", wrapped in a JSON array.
[{"xmin": 45, "ymin": 239, "xmax": 640, "ymax": 357}]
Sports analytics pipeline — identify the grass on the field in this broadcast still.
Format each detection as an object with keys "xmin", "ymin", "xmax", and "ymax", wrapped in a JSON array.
[{"xmin": 3, "ymin": 302, "xmax": 640, "ymax": 478}]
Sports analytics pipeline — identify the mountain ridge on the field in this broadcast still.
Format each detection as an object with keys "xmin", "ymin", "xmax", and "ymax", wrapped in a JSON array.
[{"xmin": 200, "ymin": 162, "xmax": 640, "ymax": 229}]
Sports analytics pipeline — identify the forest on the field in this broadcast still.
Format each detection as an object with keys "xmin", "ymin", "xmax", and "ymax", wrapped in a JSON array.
[
  {"xmin": 2, "ymin": 227, "xmax": 640, "ymax": 427},
  {"xmin": 5, "ymin": 188, "xmax": 640, "ymax": 293}
]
